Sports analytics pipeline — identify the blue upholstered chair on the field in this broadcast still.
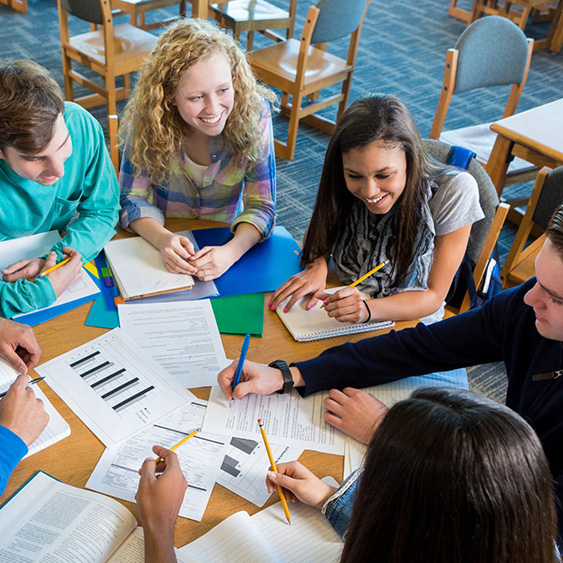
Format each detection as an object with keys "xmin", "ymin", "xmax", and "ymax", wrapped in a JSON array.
[
  {"xmin": 429, "ymin": 16, "xmax": 535, "ymax": 183},
  {"xmin": 502, "ymin": 166, "xmax": 563, "ymax": 287},
  {"xmin": 424, "ymin": 139, "xmax": 509, "ymax": 313},
  {"xmin": 248, "ymin": 0, "xmax": 371, "ymax": 160}
]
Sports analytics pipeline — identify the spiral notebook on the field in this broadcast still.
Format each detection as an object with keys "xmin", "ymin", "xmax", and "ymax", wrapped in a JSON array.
[{"xmin": 276, "ymin": 287, "xmax": 394, "ymax": 342}]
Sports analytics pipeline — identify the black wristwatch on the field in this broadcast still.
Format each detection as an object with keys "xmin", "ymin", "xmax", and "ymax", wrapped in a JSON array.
[{"xmin": 269, "ymin": 360, "xmax": 294, "ymax": 394}]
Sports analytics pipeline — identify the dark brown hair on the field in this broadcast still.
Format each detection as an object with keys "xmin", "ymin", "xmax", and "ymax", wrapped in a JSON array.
[
  {"xmin": 341, "ymin": 387, "xmax": 557, "ymax": 563},
  {"xmin": 302, "ymin": 95, "xmax": 441, "ymax": 279},
  {"xmin": 547, "ymin": 202, "xmax": 563, "ymax": 256},
  {"xmin": 0, "ymin": 59, "xmax": 64, "ymax": 154}
]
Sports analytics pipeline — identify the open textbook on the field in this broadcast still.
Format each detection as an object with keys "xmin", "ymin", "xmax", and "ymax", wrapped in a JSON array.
[
  {"xmin": 0, "ymin": 357, "xmax": 70, "ymax": 457},
  {"xmin": 104, "ymin": 236, "xmax": 194, "ymax": 300},
  {"xmin": 178, "ymin": 478, "xmax": 343, "ymax": 562},
  {"xmin": 276, "ymin": 287, "xmax": 394, "ymax": 341},
  {"xmin": 0, "ymin": 471, "xmax": 190, "ymax": 563}
]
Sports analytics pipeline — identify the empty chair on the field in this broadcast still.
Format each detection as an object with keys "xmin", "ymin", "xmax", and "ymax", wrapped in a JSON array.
[
  {"xmin": 430, "ymin": 16, "xmax": 534, "ymax": 184},
  {"xmin": 210, "ymin": 0, "xmax": 298, "ymax": 51},
  {"xmin": 57, "ymin": 0, "xmax": 158, "ymax": 168},
  {"xmin": 502, "ymin": 166, "xmax": 563, "ymax": 288},
  {"xmin": 248, "ymin": 0, "xmax": 371, "ymax": 160}
]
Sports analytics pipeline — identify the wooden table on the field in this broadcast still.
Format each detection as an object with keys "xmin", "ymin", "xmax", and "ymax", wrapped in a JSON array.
[
  {"xmin": 0, "ymin": 219, "xmax": 413, "ymax": 548},
  {"xmin": 485, "ymin": 99, "xmax": 563, "ymax": 217}
]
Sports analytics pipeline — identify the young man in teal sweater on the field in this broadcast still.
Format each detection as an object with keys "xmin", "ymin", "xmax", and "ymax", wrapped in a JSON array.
[{"xmin": 0, "ymin": 60, "xmax": 119, "ymax": 318}]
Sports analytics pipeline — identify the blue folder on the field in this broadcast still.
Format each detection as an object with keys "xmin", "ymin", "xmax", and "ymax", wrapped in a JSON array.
[{"xmin": 192, "ymin": 226, "xmax": 303, "ymax": 298}]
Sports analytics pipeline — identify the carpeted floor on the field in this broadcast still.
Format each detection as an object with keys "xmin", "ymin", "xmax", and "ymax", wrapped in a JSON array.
[{"xmin": 2, "ymin": 0, "xmax": 562, "ymax": 402}]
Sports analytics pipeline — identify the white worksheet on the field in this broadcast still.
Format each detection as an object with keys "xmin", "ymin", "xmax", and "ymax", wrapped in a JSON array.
[
  {"xmin": 343, "ymin": 371, "xmax": 470, "ymax": 478},
  {"xmin": 178, "ymin": 478, "xmax": 343, "ymax": 562},
  {"xmin": 118, "ymin": 300, "xmax": 228, "ymax": 388},
  {"xmin": 204, "ymin": 386, "xmax": 346, "ymax": 455},
  {"xmin": 217, "ymin": 436, "xmax": 303, "ymax": 507},
  {"xmin": 87, "ymin": 399, "xmax": 227, "ymax": 522},
  {"xmin": 36, "ymin": 329, "xmax": 193, "ymax": 447},
  {"xmin": 0, "ymin": 230, "xmax": 99, "ymax": 318},
  {"xmin": 0, "ymin": 357, "xmax": 70, "ymax": 457}
]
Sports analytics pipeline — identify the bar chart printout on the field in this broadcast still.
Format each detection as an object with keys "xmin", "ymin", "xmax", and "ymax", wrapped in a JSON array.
[{"xmin": 36, "ymin": 329, "xmax": 193, "ymax": 447}]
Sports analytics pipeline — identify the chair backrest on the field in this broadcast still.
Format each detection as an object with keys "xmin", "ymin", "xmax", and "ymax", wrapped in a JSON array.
[
  {"xmin": 311, "ymin": 0, "xmax": 369, "ymax": 44},
  {"xmin": 59, "ymin": 0, "xmax": 104, "ymax": 25},
  {"xmin": 532, "ymin": 166, "xmax": 563, "ymax": 229},
  {"xmin": 453, "ymin": 16, "xmax": 529, "ymax": 94},
  {"xmin": 423, "ymin": 139, "xmax": 499, "ymax": 264}
]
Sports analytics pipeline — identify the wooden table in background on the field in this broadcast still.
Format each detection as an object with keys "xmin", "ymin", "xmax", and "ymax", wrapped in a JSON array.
[{"xmin": 0, "ymin": 219, "xmax": 414, "ymax": 547}]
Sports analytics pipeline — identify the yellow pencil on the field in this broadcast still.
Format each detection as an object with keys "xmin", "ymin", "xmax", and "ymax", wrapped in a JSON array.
[
  {"xmin": 258, "ymin": 418, "xmax": 291, "ymax": 525},
  {"xmin": 38, "ymin": 257, "xmax": 71, "ymax": 277},
  {"xmin": 349, "ymin": 258, "xmax": 390, "ymax": 288},
  {"xmin": 155, "ymin": 427, "xmax": 200, "ymax": 463},
  {"xmin": 321, "ymin": 259, "xmax": 390, "ymax": 309}
]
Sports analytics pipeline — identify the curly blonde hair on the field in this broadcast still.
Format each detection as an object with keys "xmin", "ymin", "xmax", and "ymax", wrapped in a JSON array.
[{"xmin": 120, "ymin": 18, "xmax": 275, "ymax": 185}]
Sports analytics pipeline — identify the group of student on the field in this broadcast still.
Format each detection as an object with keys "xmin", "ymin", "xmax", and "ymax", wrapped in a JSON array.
[{"xmin": 0, "ymin": 15, "xmax": 561, "ymax": 562}]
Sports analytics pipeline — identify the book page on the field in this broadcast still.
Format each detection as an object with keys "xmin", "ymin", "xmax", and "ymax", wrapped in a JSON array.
[
  {"xmin": 105, "ymin": 237, "xmax": 194, "ymax": 299},
  {"xmin": 118, "ymin": 300, "xmax": 228, "ymax": 388},
  {"xmin": 179, "ymin": 479, "xmax": 343, "ymax": 562},
  {"xmin": 87, "ymin": 400, "xmax": 227, "ymax": 522},
  {"xmin": 35, "ymin": 329, "xmax": 194, "ymax": 447},
  {"xmin": 203, "ymin": 385, "xmax": 346, "ymax": 455},
  {"xmin": 276, "ymin": 288, "xmax": 393, "ymax": 341},
  {"xmin": 0, "ymin": 472, "xmax": 137, "ymax": 562},
  {"xmin": 0, "ymin": 357, "xmax": 70, "ymax": 458}
]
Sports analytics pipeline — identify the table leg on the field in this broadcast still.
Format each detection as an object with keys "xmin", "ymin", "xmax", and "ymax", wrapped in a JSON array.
[{"xmin": 486, "ymin": 135, "xmax": 513, "ymax": 197}]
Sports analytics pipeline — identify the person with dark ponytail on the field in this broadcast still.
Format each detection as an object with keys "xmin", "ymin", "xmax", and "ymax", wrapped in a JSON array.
[{"xmin": 265, "ymin": 388, "xmax": 559, "ymax": 563}]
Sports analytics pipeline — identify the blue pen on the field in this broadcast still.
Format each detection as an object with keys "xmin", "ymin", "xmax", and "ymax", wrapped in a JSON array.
[{"xmin": 232, "ymin": 333, "xmax": 250, "ymax": 396}]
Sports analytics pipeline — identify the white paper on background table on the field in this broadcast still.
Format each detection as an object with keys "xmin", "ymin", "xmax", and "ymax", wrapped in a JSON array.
[
  {"xmin": 118, "ymin": 300, "xmax": 228, "ymax": 388},
  {"xmin": 204, "ymin": 386, "xmax": 346, "ymax": 455},
  {"xmin": 36, "ymin": 328, "xmax": 193, "ymax": 447},
  {"xmin": 87, "ymin": 398, "xmax": 227, "ymax": 522}
]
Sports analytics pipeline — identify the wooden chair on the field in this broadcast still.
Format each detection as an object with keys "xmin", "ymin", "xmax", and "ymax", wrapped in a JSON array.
[
  {"xmin": 112, "ymin": 0, "xmax": 187, "ymax": 32},
  {"xmin": 501, "ymin": 166, "xmax": 563, "ymax": 288},
  {"xmin": 210, "ymin": 0, "xmax": 298, "ymax": 51},
  {"xmin": 57, "ymin": 0, "xmax": 158, "ymax": 159},
  {"xmin": 248, "ymin": 0, "xmax": 371, "ymax": 160},
  {"xmin": 108, "ymin": 115, "xmax": 120, "ymax": 174},
  {"xmin": 0, "ymin": 0, "xmax": 27, "ymax": 13},
  {"xmin": 469, "ymin": 0, "xmax": 563, "ymax": 51},
  {"xmin": 430, "ymin": 16, "xmax": 535, "ymax": 186},
  {"xmin": 423, "ymin": 140, "xmax": 510, "ymax": 314}
]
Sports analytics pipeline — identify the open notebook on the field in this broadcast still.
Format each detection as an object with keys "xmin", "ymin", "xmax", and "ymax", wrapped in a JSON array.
[
  {"xmin": 104, "ymin": 236, "xmax": 194, "ymax": 300},
  {"xmin": 276, "ymin": 287, "xmax": 394, "ymax": 342},
  {"xmin": 178, "ymin": 477, "xmax": 343, "ymax": 562},
  {"xmin": 0, "ymin": 357, "xmax": 70, "ymax": 457}
]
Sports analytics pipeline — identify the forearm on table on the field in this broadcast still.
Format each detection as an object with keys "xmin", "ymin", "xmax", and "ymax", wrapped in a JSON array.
[
  {"xmin": 143, "ymin": 527, "xmax": 176, "ymax": 563},
  {"xmin": 129, "ymin": 218, "xmax": 170, "ymax": 249},
  {"xmin": 225, "ymin": 223, "xmax": 261, "ymax": 261},
  {"xmin": 365, "ymin": 288, "xmax": 446, "ymax": 322}
]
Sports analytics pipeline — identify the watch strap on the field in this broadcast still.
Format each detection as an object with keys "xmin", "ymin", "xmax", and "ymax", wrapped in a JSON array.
[{"xmin": 269, "ymin": 360, "xmax": 294, "ymax": 394}]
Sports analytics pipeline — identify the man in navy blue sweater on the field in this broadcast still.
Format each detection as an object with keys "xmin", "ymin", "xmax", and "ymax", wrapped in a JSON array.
[
  {"xmin": 0, "ymin": 319, "xmax": 48, "ymax": 496},
  {"xmin": 218, "ymin": 204, "xmax": 563, "ymax": 547}
]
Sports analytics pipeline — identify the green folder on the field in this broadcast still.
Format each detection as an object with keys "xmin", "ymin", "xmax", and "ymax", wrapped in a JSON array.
[{"xmin": 211, "ymin": 293, "xmax": 265, "ymax": 337}]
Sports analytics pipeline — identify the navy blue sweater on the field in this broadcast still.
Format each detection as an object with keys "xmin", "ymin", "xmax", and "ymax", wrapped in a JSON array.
[{"xmin": 295, "ymin": 278, "xmax": 563, "ymax": 545}]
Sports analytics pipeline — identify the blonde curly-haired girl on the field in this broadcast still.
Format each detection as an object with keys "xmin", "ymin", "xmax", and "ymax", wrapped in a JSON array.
[{"xmin": 119, "ymin": 18, "xmax": 276, "ymax": 281}]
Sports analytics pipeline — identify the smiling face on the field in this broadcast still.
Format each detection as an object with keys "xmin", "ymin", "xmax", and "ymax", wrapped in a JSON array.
[
  {"xmin": 0, "ymin": 113, "xmax": 71, "ymax": 185},
  {"xmin": 524, "ymin": 238, "xmax": 563, "ymax": 341},
  {"xmin": 342, "ymin": 140, "xmax": 407, "ymax": 215},
  {"xmin": 173, "ymin": 51, "xmax": 234, "ymax": 139}
]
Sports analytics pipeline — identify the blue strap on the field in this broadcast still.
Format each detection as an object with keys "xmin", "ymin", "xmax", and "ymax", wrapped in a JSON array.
[{"xmin": 447, "ymin": 146, "xmax": 476, "ymax": 170}]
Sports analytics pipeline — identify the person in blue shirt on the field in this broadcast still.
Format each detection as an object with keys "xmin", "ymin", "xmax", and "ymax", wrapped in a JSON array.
[{"xmin": 0, "ymin": 318, "xmax": 49, "ymax": 496}]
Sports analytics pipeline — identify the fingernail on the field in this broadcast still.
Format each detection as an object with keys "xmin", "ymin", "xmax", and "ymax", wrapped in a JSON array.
[
  {"xmin": 267, "ymin": 471, "xmax": 277, "ymax": 481},
  {"xmin": 306, "ymin": 304, "xmax": 312, "ymax": 310},
  {"xmin": 323, "ymin": 299, "xmax": 327, "ymax": 305},
  {"xmin": 283, "ymin": 308, "xmax": 288, "ymax": 313},
  {"xmin": 268, "ymin": 301, "xmax": 272, "ymax": 307}
]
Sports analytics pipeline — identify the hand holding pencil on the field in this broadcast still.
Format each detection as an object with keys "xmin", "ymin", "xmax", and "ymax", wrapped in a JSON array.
[
  {"xmin": 40, "ymin": 247, "xmax": 83, "ymax": 297},
  {"xmin": 321, "ymin": 259, "xmax": 389, "ymax": 324}
]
